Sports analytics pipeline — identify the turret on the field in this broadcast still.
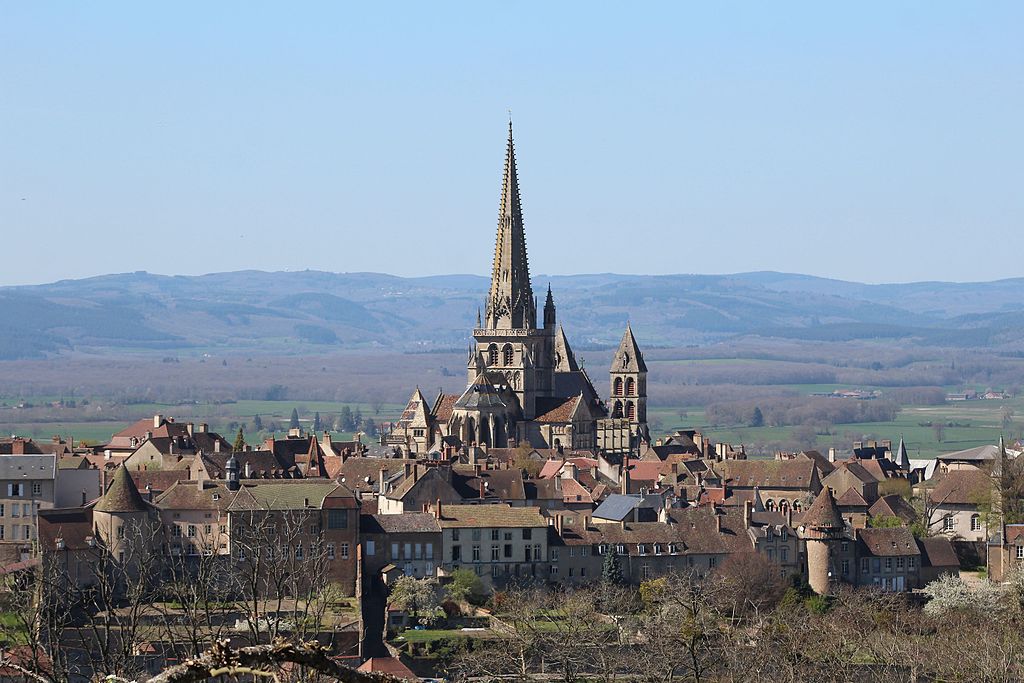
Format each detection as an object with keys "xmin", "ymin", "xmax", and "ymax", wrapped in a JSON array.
[
  {"xmin": 802, "ymin": 487, "xmax": 845, "ymax": 595},
  {"xmin": 543, "ymin": 283, "xmax": 556, "ymax": 329},
  {"xmin": 225, "ymin": 453, "xmax": 240, "ymax": 491}
]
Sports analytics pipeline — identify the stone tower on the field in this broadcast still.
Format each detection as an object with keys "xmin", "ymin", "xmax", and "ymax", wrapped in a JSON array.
[
  {"xmin": 93, "ymin": 464, "xmax": 157, "ymax": 576},
  {"xmin": 609, "ymin": 324, "xmax": 649, "ymax": 441},
  {"xmin": 802, "ymin": 487, "xmax": 845, "ymax": 595},
  {"xmin": 470, "ymin": 122, "xmax": 555, "ymax": 422}
]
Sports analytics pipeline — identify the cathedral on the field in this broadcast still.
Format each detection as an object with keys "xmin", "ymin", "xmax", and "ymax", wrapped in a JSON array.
[{"xmin": 385, "ymin": 124, "xmax": 650, "ymax": 456}]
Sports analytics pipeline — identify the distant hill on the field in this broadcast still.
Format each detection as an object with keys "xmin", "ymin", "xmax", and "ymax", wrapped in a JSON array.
[{"xmin": 1, "ymin": 270, "xmax": 1023, "ymax": 359}]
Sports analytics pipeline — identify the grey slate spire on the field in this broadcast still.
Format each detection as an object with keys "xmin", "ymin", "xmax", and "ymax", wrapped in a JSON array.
[
  {"xmin": 543, "ymin": 283, "xmax": 556, "ymax": 329},
  {"xmin": 485, "ymin": 121, "xmax": 536, "ymax": 330},
  {"xmin": 553, "ymin": 324, "xmax": 579, "ymax": 372}
]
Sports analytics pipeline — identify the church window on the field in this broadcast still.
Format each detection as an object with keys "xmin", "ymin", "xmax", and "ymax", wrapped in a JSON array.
[
  {"xmin": 779, "ymin": 500, "xmax": 789, "ymax": 514},
  {"xmin": 503, "ymin": 344, "xmax": 514, "ymax": 366},
  {"xmin": 612, "ymin": 401, "xmax": 623, "ymax": 419},
  {"xmin": 488, "ymin": 345, "xmax": 499, "ymax": 366},
  {"xmin": 626, "ymin": 401, "xmax": 636, "ymax": 421},
  {"xmin": 626, "ymin": 378, "xmax": 636, "ymax": 396},
  {"xmin": 614, "ymin": 378, "xmax": 623, "ymax": 396}
]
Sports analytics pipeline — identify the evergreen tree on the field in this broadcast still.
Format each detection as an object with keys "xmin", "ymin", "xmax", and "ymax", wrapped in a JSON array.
[
  {"xmin": 253, "ymin": 414, "xmax": 263, "ymax": 431},
  {"xmin": 602, "ymin": 547, "xmax": 624, "ymax": 585},
  {"xmin": 313, "ymin": 411, "xmax": 322, "ymax": 432},
  {"xmin": 750, "ymin": 406, "xmax": 764, "ymax": 428},
  {"xmin": 339, "ymin": 406, "xmax": 355, "ymax": 432},
  {"xmin": 353, "ymin": 407, "xmax": 363, "ymax": 430},
  {"xmin": 363, "ymin": 417, "xmax": 376, "ymax": 437},
  {"xmin": 290, "ymin": 408, "xmax": 300, "ymax": 430},
  {"xmin": 232, "ymin": 426, "xmax": 246, "ymax": 452}
]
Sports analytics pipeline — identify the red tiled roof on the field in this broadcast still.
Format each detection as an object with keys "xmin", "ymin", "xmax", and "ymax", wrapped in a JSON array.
[
  {"xmin": 534, "ymin": 396, "xmax": 581, "ymax": 423},
  {"xmin": 929, "ymin": 469, "xmax": 993, "ymax": 506}
]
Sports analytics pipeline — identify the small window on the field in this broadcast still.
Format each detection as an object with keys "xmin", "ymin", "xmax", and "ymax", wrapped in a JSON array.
[
  {"xmin": 327, "ymin": 543, "xmax": 336, "ymax": 560},
  {"xmin": 943, "ymin": 515, "xmax": 954, "ymax": 532},
  {"xmin": 1017, "ymin": 546, "xmax": 1024, "ymax": 561},
  {"xmin": 971, "ymin": 515, "xmax": 982, "ymax": 532},
  {"xmin": 31, "ymin": 482, "xmax": 42, "ymax": 496},
  {"xmin": 523, "ymin": 528, "xmax": 532, "ymax": 540},
  {"xmin": 340, "ymin": 542, "xmax": 349, "ymax": 559}
]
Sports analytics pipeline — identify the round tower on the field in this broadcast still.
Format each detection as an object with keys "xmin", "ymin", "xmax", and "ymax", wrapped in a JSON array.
[{"xmin": 801, "ymin": 487, "xmax": 845, "ymax": 595}]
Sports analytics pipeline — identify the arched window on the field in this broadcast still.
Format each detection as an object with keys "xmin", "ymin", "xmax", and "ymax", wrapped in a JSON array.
[
  {"xmin": 765, "ymin": 499, "xmax": 776, "ymax": 512},
  {"xmin": 626, "ymin": 377, "xmax": 636, "ymax": 396},
  {"xmin": 488, "ymin": 344, "xmax": 499, "ymax": 366},
  {"xmin": 779, "ymin": 500, "xmax": 789, "ymax": 513},
  {"xmin": 612, "ymin": 401, "xmax": 623, "ymax": 419},
  {"xmin": 793, "ymin": 500, "xmax": 803, "ymax": 512},
  {"xmin": 971, "ymin": 514, "xmax": 981, "ymax": 532},
  {"xmin": 614, "ymin": 377, "xmax": 623, "ymax": 396},
  {"xmin": 626, "ymin": 401, "xmax": 636, "ymax": 421},
  {"xmin": 503, "ymin": 344, "xmax": 514, "ymax": 366}
]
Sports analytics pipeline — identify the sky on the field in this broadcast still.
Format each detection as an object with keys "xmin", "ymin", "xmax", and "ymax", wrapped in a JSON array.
[{"xmin": 1, "ymin": 3, "xmax": 1022, "ymax": 286}]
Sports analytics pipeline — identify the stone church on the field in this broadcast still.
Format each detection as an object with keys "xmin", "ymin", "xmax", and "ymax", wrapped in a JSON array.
[{"xmin": 385, "ymin": 124, "xmax": 650, "ymax": 456}]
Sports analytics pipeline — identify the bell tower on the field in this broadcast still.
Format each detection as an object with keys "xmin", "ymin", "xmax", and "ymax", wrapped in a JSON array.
[{"xmin": 609, "ymin": 324, "xmax": 648, "ymax": 442}]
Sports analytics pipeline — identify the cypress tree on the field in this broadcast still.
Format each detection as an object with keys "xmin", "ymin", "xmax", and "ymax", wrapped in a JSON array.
[
  {"xmin": 232, "ymin": 427, "xmax": 246, "ymax": 452},
  {"xmin": 601, "ymin": 547, "xmax": 624, "ymax": 585},
  {"xmin": 290, "ymin": 408, "xmax": 300, "ymax": 430},
  {"xmin": 313, "ymin": 411, "xmax": 322, "ymax": 432}
]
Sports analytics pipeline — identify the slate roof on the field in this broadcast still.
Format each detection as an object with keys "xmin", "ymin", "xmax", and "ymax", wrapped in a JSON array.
[
  {"xmin": 857, "ymin": 527, "xmax": 920, "ymax": 557},
  {"xmin": 454, "ymin": 373, "xmax": 511, "ymax": 410},
  {"xmin": 95, "ymin": 465, "xmax": 150, "ymax": 513},
  {"xmin": 431, "ymin": 393, "xmax": 460, "ymax": 422},
  {"xmin": 929, "ymin": 470, "xmax": 993, "ymax": 506},
  {"xmin": 937, "ymin": 444, "xmax": 1001, "ymax": 462},
  {"xmin": 0, "ymin": 454, "xmax": 55, "ymax": 480},
  {"xmin": 201, "ymin": 450, "xmax": 296, "ymax": 479},
  {"xmin": 593, "ymin": 493, "xmax": 664, "ymax": 522},
  {"xmin": 612, "ymin": 324, "xmax": 647, "ymax": 372},
  {"xmin": 435, "ymin": 504, "xmax": 545, "ymax": 528},
  {"xmin": 337, "ymin": 457, "xmax": 416, "ymax": 494}
]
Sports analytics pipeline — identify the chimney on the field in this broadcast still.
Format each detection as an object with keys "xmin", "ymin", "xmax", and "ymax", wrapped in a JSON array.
[
  {"xmin": 404, "ymin": 462, "xmax": 413, "ymax": 479},
  {"xmin": 379, "ymin": 467, "xmax": 387, "ymax": 495},
  {"xmin": 200, "ymin": 423, "xmax": 208, "ymax": 433},
  {"xmin": 434, "ymin": 498, "xmax": 442, "ymax": 520},
  {"xmin": 478, "ymin": 480, "xmax": 486, "ymax": 500},
  {"xmin": 828, "ymin": 447, "xmax": 837, "ymax": 463},
  {"xmin": 169, "ymin": 441, "xmax": 175, "ymax": 455},
  {"xmin": 621, "ymin": 456, "xmax": 630, "ymax": 495},
  {"xmin": 786, "ymin": 506, "xmax": 793, "ymax": 527},
  {"xmin": 714, "ymin": 506, "xmax": 722, "ymax": 533},
  {"xmin": 743, "ymin": 500, "xmax": 752, "ymax": 528},
  {"xmin": 197, "ymin": 475, "xmax": 204, "ymax": 491},
  {"xmin": 244, "ymin": 461, "xmax": 252, "ymax": 478},
  {"xmin": 12, "ymin": 439, "xmax": 24, "ymax": 455},
  {"xmin": 186, "ymin": 422, "xmax": 194, "ymax": 437},
  {"xmin": 554, "ymin": 514, "xmax": 564, "ymax": 535},
  {"xmin": 153, "ymin": 414, "xmax": 163, "ymax": 429}
]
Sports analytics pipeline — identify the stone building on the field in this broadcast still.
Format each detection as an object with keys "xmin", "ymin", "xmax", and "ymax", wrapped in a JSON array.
[{"xmin": 385, "ymin": 124, "xmax": 650, "ymax": 455}]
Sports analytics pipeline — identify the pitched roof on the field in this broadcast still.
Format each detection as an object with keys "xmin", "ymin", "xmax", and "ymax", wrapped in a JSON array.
[
  {"xmin": 337, "ymin": 457, "xmax": 416, "ymax": 495},
  {"xmin": 0, "ymin": 454, "xmax": 55, "ymax": 480},
  {"xmin": 857, "ymin": 527, "xmax": 920, "ymax": 557},
  {"xmin": 929, "ymin": 469, "xmax": 993, "ymax": 506},
  {"xmin": 835, "ymin": 487, "xmax": 869, "ymax": 508},
  {"xmin": 534, "ymin": 395, "xmax": 582, "ymax": 423},
  {"xmin": 431, "ymin": 392, "xmax": 460, "ymax": 422},
  {"xmin": 360, "ymin": 512, "xmax": 441, "ymax": 534},
  {"xmin": 718, "ymin": 460, "xmax": 818, "ymax": 490},
  {"xmin": 227, "ymin": 481, "xmax": 355, "ymax": 511},
  {"xmin": 612, "ymin": 324, "xmax": 647, "ymax": 373},
  {"xmin": 937, "ymin": 444, "xmax": 1001, "ymax": 462},
  {"xmin": 95, "ymin": 465, "xmax": 150, "ymax": 513},
  {"xmin": 868, "ymin": 494, "xmax": 918, "ymax": 524},
  {"xmin": 356, "ymin": 657, "xmax": 418, "ymax": 681},
  {"xmin": 553, "ymin": 325, "xmax": 579, "ymax": 372},
  {"xmin": 38, "ymin": 507, "xmax": 94, "ymax": 551},
  {"xmin": 454, "ymin": 373, "xmax": 511, "ymax": 411},
  {"xmin": 435, "ymin": 503, "xmax": 545, "ymax": 528},
  {"xmin": 917, "ymin": 536, "xmax": 959, "ymax": 568}
]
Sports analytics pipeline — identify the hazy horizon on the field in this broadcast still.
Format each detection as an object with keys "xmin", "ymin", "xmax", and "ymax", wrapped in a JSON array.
[{"xmin": 3, "ymin": 3, "xmax": 1022, "ymax": 286}]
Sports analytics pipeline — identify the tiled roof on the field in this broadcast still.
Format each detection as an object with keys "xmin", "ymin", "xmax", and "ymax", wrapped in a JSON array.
[
  {"xmin": 38, "ymin": 507, "xmax": 94, "ymax": 550},
  {"xmin": 201, "ymin": 450, "xmax": 295, "ymax": 479},
  {"xmin": 337, "ymin": 457, "xmax": 416, "ymax": 494},
  {"xmin": 360, "ymin": 512, "xmax": 440, "ymax": 534},
  {"xmin": 929, "ymin": 470, "xmax": 993, "ymax": 506},
  {"xmin": 801, "ymin": 488, "xmax": 843, "ymax": 530},
  {"xmin": 718, "ymin": 460, "xmax": 817, "ymax": 489},
  {"xmin": 154, "ymin": 480, "xmax": 233, "ymax": 512},
  {"xmin": 431, "ymin": 393, "xmax": 460, "ymax": 422},
  {"xmin": 835, "ymin": 487, "xmax": 869, "ymax": 508},
  {"xmin": 868, "ymin": 494, "xmax": 918, "ymax": 524},
  {"xmin": 534, "ymin": 396, "xmax": 580, "ymax": 423},
  {"xmin": 857, "ymin": 527, "xmax": 919, "ymax": 557},
  {"xmin": 357, "ymin": 657, "xmax": 418, "ymax": 681},
  {"xmin": 453, "ymin": 467, "xmax": 526, "ymax": 501},
  {"xmin": 95, "ymin": 465, "xmax": 150, "ymax": 513},
  {"xmin": 128, "ymin": 470, "xmax": 188, "ymax": 497},
  {"xmin": 436, "ymin": 503, "xmax": 545, "ymax": 528},
  {"xmin": 227, "ymin": 481, "xmax": 355, "ymax": 511},
  {"xmin": 917, "ymin": 536, "xmax": 959, "ymax": 568}
]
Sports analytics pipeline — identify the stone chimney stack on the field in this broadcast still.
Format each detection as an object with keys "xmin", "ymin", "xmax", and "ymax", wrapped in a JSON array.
[
  {"xmin": 621, "ymin": 456, "xmax": 630, "ymax": 495},
  {"xmin": 434, "ymin": 498, "xmax": 442, "ymax": 520},
  {"xmin": 743, "ymin": 500, "xmax": 752, "ymax": 528},
  {"xmin": 186, "ymin": 422, "xmax": 194, "ymax": 437},
  {"xmin": 154, "ymin": 414, "xmax": 163, "ymax": 429}
]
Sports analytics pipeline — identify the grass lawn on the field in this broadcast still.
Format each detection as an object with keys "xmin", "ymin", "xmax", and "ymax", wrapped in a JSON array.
[{"xmin": 396, "ymin": 628, "xmax": 479, "ymax": 643}]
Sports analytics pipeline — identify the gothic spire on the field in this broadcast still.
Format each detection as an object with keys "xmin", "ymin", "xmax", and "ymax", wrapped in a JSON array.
[
  {"xmin": 613, "ymin": 323, "xmax": 648, "ymax": 373},
  {"xmin": 485, "ymin": 121, "xmax": 536, "ymax": 329}
]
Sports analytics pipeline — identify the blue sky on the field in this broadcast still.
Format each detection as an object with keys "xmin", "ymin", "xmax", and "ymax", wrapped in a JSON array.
[{"xmin": 2, "ymin": 2, "xmax": 1021, "ymax": 285}]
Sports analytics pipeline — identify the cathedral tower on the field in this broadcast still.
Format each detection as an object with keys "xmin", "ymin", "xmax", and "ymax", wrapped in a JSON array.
[
  {"xmin": 609, "ymin": 324, "xmax": 649, "ymax": 441},
  {"xmin": 470, "ymin": 123, "xmax": 555, "ymax": 422}
]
